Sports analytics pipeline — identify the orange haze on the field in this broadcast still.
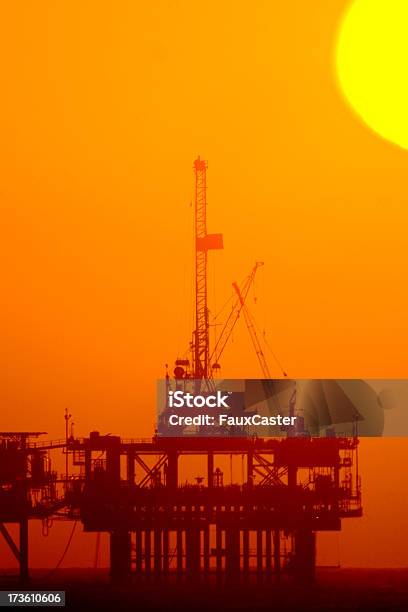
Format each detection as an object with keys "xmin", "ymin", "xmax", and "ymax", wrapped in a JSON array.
[{"xmin": 1, "ymin": 0, "xmax": 408, "ymax": 568}]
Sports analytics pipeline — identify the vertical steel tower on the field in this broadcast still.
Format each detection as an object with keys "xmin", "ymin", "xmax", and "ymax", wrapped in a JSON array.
[{"xmin": 193, "ymin": 157, "xmax": 223, "ymax": 380}]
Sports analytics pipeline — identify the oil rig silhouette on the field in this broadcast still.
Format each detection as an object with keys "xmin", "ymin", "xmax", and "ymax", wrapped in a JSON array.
[{"xmin": 0, "ymin": 159, "xmax": 362, "ymax": 585}]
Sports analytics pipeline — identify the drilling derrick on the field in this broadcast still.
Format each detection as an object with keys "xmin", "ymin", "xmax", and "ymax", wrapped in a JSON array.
[
  {"xmin": 193, "ymin": 157, "xmax": 208, "ymax": 379},
  {"xmin": 193, "ymin": 157, "xmax": 223, "ymax": 381}
]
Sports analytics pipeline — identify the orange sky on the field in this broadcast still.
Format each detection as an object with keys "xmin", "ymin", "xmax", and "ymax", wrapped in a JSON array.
[{"xmin": 1, "ymin": 0, "xmax": 408, "ymax": 568}]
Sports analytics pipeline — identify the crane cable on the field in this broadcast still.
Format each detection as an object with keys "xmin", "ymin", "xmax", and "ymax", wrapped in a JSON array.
[
  {"xmin": 39, "ymin": 521, "xmax": 78, "ymax": 579},
  {"xmin": 255, "ymin": 316, "xmax": 287, "ymax": 377},
  {"xmin": 250, "ymin": 264, "xmax": 287, "ymax": 378}
]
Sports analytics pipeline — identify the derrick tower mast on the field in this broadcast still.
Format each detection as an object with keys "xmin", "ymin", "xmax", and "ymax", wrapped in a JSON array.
[
  {"xmin": 193, "ymin": 157, "xmax": 223, "ymax": 380},
  {"xmin": 193, "ymin": 157, "xmax": 208, "ymax": 379}
]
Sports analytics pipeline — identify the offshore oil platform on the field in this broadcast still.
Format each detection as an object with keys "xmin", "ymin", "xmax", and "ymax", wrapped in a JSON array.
[{"xmin": 0, "ymin": 159, "xmax": 362, "ymax": 585}]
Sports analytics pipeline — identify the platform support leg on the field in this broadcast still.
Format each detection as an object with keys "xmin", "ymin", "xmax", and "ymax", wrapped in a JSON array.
[
  {"xmin": 110, "ymin": 531, "xmax": 131, "ymax": 583},
  {"xmin": 19, "ymin": 519, "xmax": 29, "ymax": 585},
  {"xmin": 293, "ymin": 530, "xmax": 316, "ymax": 584}
]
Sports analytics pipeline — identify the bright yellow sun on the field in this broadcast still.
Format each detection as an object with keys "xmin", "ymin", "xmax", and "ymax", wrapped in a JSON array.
[{"xmin": 337, "ymin": 0, "xmax": 408, "ymax": 150}]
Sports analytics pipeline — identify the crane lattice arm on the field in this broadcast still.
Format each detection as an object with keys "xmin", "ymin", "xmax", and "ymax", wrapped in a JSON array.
[
  {"xmin": 232, "ymin": 281, "xmax": 273, "ymax": 379},
  {"xmin": 210, "ymin": 262, "xmax": 264, "ymax": 369}
]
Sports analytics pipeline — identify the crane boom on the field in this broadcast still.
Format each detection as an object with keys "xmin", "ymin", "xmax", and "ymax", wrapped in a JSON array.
[
  {"xmin": 232, "ymin": 281, "xmax": 273, "ymax": 379},
  {"xmin": 240, "ymin": 303, "xmax": 272, "ymax": 379},
  {"xmin": 210, "ymin": 262, "xmax": 264, "ymax": 369}
]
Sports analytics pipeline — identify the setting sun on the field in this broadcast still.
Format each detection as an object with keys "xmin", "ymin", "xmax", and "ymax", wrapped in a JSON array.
[{"xmin": 337, "ymin": 0, "xmax": 408, "ymax": 150}]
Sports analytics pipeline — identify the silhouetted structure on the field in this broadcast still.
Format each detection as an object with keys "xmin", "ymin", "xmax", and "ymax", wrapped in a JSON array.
[
  {"xmin": 0, "ymin": 431, "xmax": 361, "ymax": 585},
  {"xmin": 0, "ymin": 161, "xmax": 363, "ymax": 585},
  {"xmin": 0, "ymin": 432, "xmax": 64, "ymax": 582}
]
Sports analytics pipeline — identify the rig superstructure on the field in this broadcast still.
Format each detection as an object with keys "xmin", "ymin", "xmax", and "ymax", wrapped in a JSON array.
[{"xmin": 0, "ymin": 158, "xmax": 362, "ymax": 584}]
